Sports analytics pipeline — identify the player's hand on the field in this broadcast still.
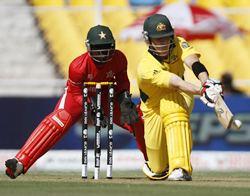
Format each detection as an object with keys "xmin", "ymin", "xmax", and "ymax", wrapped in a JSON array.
[
  {"xmin": 119, "ymin": 93, "xmax": 139, "ymax": 125},
  {"xmin": 200, "ymin": 79, "xmax": 222, "ymax": 108},
  {"xmin": 206, "ymin": 78, "xmax": 223, "ymax": 97},
  {"xmin": 90, "ymin": 98, "xmax": 108, "ymax": 128},
  {"xmin": 200, "ymin": 94, "xmax": 216, "ymax": 108}
]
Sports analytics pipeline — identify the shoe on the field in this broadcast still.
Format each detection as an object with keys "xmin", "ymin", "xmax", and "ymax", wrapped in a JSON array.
[
  {"xmin": 142, "ymin": 162, "xmax": 168, "ymax": 180},
  {"xmin": 168, "ymin": 168, "xmax": 192, "ymax": 181},
  {"xmin": 5, "ymin": 158, "xmax": 24, "ymax": 179}
]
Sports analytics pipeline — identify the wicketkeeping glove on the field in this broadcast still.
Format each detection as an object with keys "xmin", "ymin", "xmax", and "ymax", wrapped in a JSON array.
[
  {"xmin": 200, "ymin": 78, "xmax": 223, "ymax": 108},
  {"xmin": 89, "ymin": 97, "xmax": 108, "ymax": 128},
  {"xmin": 118, "ymin": 91, "xmax": 139, "ymax": 125}
]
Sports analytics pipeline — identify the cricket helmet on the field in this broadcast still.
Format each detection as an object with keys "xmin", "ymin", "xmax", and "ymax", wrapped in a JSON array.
[
  {"xmin": 142, "ymin": 14, "xmax": 176, "ymax": 58},
  {"xmin": 143, "ymin": 14, "xmax": 174, "ymax": 40},
  {"xmin": 85, "ymin": 25, "xmax": 115, "ymax": 63}
]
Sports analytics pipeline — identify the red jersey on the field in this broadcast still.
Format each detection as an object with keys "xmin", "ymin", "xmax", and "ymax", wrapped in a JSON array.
[{"xmin": 66, "ymin": 50, "xmax": 130, "ymax": 105}]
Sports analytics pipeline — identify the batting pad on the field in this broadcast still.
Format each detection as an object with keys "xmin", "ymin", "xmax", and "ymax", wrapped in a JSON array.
[{"xmin": 166, "ymin": 121, "xmax": 192, "ymax": 175}]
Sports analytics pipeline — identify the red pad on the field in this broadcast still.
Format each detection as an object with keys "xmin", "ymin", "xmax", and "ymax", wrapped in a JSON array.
[
  {"xmin": 129, "ymin": 104, "xmax": 148, "ymax": 161},
  {"xmin": 15, "ymin": 109, "xmax": 73, "ymax": 173},
  {"xmin": 131, "ymin": 116, "xmax": 148, "ymax": 161}
]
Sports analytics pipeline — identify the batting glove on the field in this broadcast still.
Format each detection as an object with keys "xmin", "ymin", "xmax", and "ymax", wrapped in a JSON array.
[
  {"xmin": 206, "ymin": 78, "xmax": 223, "ymax": 96},
  {"xmin": 200, "ymin": 78, "xmax": 223, "ymax": 108}
]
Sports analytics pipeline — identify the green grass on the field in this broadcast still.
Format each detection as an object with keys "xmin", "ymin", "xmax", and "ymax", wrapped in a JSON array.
[{"xmin": 0, "ymin": 171, "xmax": 250, "ymax": 196}]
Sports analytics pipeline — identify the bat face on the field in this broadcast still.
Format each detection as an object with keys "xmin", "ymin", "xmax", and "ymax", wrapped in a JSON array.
[
  {"xmin": 216, "ymin": 107, "xmax": 224, "ymax": 114},
  {"xmin": 214, "ymin": 95, "xmax": 241, "ymax": 130},
  {"xmin": 214, "ymin": 95, "xmax": 233, "ymax": 129}
]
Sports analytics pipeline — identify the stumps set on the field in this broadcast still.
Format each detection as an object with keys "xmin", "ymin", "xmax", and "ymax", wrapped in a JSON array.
[{"xmin": 82, "ymin": 82, "xmax": 114, "ymax": 180}]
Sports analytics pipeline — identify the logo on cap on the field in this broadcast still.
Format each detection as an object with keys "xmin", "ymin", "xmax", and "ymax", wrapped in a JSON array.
[
  {"xmin": 98, "ymin": 31, "xmax": 106, "ymax": 39},
  {"xmin": 156, "ymin": 23, "xmax": 166, "ymax": 32},
  {"xmin": 181, "ymin": 41, "xmax": 190, "ymax": 49}
]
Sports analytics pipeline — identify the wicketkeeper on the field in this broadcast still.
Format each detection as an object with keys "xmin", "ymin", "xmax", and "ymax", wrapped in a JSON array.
[
  {"xmin": 5, "ymin": 25, "xmax": 148, "ymax": 179},
  {"xmin": 137, "ymin": 14, "xmax": 223, "ymax": 180}
]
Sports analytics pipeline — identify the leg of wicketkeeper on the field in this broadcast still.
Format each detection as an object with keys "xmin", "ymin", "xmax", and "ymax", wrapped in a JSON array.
[
  {"xmin": 126, "ymin": 115, "xmax": 148, "ymax": 161},
  {"xmin": 5, "ymin": 91, "xmax": 82, "ymax": 179},
  {"xmin": 103, "ymin": 101, "xmax": 148, "ymax": 161}
]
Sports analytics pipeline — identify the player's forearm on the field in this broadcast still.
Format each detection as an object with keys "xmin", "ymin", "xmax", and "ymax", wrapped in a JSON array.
[
  {"xmin": 184, "ymin": 55, "xmax": 209, "ymax": 84},
  {"xmin": 197, "ymin": 72, "xmax": 209, "ymax": 84},
  {"xmin": 67, "ymin": 79, "xmax": 83, "ymax": 106},
  {"xmin": 170, "ymin": 75, "xmax": 201, "ymax": 95},
  {"xmin": 178, "ymin": 81, "xmax": 201, "ymax": 95},
  {"xmin": 115, "ymin": 70, "xmax": 130, "ymax": 94}
]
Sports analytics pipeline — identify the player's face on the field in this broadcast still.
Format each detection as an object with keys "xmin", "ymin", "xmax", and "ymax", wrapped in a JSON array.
[
  {"xmin": 89, "ymin": 44, "xmax": 115, "ymax": 63},
  {"xmin": 150, "ymin": 37, "xmax": 171, "ymax": 57}
]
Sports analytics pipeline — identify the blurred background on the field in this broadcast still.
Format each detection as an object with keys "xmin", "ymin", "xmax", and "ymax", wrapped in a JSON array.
[{"xmin": 0, "ymin": 0, "xmax": 250, "ymax": 172}]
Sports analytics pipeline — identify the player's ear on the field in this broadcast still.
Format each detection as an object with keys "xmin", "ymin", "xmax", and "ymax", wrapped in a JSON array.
[
  {"xmin": 142, "ymin": 31, "xmax": 150, "ymax": 44},
  {"xmin": 85, "ymin": 39, "xmax": 90, "ymax": 50}
]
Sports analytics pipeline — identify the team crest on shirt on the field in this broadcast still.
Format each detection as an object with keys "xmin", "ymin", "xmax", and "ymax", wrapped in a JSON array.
[
  {"xmin": 181, "ymin": 41, "xmax": 190, "ymax": 49},
  {"xmin": 87, "ymin": 74, "xmax": 93, "ymax": 80},
  {"xmin": 106, "ymin": 70, "xmax": 115, "ymax": 78},
  {"xmin": 156, "ymin": 23, "xmax": 166, "ymax": 32}
]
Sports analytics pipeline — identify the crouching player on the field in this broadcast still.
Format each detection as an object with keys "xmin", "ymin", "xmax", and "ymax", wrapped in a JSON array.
[
  {"xmin": 5, "ymin": 25, "xmax": 148, "ymax": 179},
  {"xmin": 137, "ymin": 14, "xmax": 223, "ymax": 180}
]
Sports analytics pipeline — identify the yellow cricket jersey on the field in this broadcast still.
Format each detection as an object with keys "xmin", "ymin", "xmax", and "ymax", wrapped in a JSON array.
[{"xmin": 137, "ymin": 36, "xmax": 201, "ymax": 116}]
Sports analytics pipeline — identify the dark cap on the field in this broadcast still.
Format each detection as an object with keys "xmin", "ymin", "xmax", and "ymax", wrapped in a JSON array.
[
  {"xmin": 86, "ymin": 25, "xmax": 115, "ymax": 45},
  {"xmin": 143, "ymin": 14, "xmax": 174, "ymax": 38}
]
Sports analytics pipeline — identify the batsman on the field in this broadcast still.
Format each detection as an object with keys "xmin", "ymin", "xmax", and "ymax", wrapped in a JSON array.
[
  {"xmin": 5, "ymin": 25, "xmax": 148, "ymax": 179},
  {"xmin": 137, "ymin": 14, "xmax": 223, "ymax": 181}
]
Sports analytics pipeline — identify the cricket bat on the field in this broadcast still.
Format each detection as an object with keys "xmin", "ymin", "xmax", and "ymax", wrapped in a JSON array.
[{"xmin": 214, "ymin": 95, "xmax": 242, "ymax": 130}]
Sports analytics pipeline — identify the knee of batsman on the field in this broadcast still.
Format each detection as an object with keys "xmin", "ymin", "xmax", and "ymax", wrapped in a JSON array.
[{"xmin": 162, "ymin": 113, "xmax": 189, "ymax": 127}]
